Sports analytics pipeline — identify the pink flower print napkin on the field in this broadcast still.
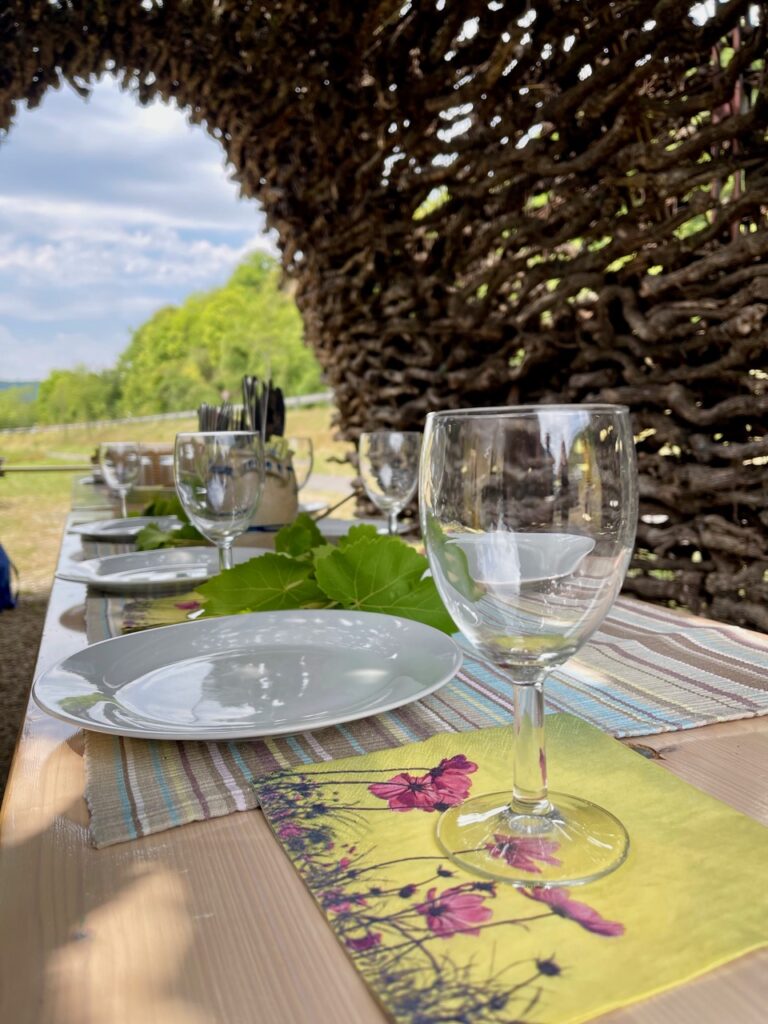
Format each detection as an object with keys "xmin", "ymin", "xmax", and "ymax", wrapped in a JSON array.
[{"xmin": 254, "ymin": 713, "xmax": 768, "ymax": 1024}]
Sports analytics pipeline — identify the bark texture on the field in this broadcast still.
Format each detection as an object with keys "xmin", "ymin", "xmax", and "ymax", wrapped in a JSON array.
[{"xmin": 1, "ymin": 2, "xmax": 766, "ymax": 628}]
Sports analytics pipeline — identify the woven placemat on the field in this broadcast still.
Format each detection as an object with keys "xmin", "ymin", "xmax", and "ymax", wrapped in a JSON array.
[{"xmin": 83, "ymin": 595, "xmax": 768, "ymax": 846}]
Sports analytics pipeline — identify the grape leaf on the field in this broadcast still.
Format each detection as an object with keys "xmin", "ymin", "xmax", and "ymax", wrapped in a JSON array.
[
  {"xmin": 197, "ymin": 552, "xmax": 331, "ymax": 615},
  {"xmin": 378, "ymin": 576, "xmax": 458, "ymax": 634},
  {"xmin": 337, "ymin": 523, "xmax": 380, "ymax": 548},
  {"xmin": 313, "ymin": 537, "xmax": 456, "ymax": 633},
  {"xmin": 275, "ymin": 512, "xmax": 328, "ymax": 558},
  {"xmin": 141, "ymin": 495, "xmax": 189, "ymax": 520},
  {"xmin": 135, "ymin": 522, "xmax": 206, "ymax": 550}
]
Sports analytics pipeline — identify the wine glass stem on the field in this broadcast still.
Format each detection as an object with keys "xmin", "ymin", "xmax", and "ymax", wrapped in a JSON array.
[
  {"xmin": 118, "ymin": 489, "xmax": 128, "ymax": 518},
  {"xmin": 511, "ymin": 678, "xmax": 550, "ymax": 814},
  {"xmin": 218, "ymin": 543, "xmax": 234, "ymax": 572},
  {"xmin": 387, "ymin": 509, "xmax": 399, "ymax": 535}
]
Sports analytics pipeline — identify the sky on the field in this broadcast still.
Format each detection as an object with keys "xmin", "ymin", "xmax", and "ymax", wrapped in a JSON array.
[{"xmin": 0, "ymin": 76, "xmax": 275, "ymax": 382}]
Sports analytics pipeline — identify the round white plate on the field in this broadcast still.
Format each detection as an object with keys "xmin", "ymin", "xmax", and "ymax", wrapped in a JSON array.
[
  {"xmin": 68, "ymin": 516, "xmax": 182, "ymax": 542},
  {"xmin": 56, "ymin": 547, "xmax": 260, "ymax": 593},
  {"xmin": 317, "ymin": 517, "xmax": 416, "ymax": 539},
  {"xmin": 298, "ymin": 500, "xmax": 328, "ymax": 515},
  {"xmin": 32, "ymin": 610, "xmax": 462, "ymax": 740}
]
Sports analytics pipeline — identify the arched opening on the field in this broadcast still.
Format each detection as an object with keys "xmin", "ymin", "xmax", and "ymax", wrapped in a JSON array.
[
  {"xmin": 1, "ymin": 75, "xmax": 272, "ymax": 378},
  {"xmin": 1, "ymin": 2, "xmax": 766, "ymax": 628}
]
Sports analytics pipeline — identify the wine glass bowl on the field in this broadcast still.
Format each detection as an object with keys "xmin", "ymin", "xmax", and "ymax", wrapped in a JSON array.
[
  {"xmin": 174, "ymin": 432, "xmax": 264, "ymax": 571},
  {"xmin": 420, "ymin": 405, "xmax": 638, "ymax": 886},
  {"xmin": 287, "ymin": 436, "xmax": 314, "ymax": 491},
  {"xmin": 99, "ymin": 442, "xmax": 141, "ymax": 518},
  {"xmin": 359, "ymin": 431, "xmax": 421, "ymax": 535}
]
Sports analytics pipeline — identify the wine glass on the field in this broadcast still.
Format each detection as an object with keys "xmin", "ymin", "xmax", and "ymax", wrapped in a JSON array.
[
  {"xmin": 420, "ymin": 405, "xmax": 638, "ymax": 886},
  {"xmin": 174, "ymin": 432, "xmax": 264, "ymax": 571},
  {"xmin": 99, "ymin": 442, "xmax": 141, "ymax": 518},
  {"xmin": 288, "ymin": 437, "xmax": 314, "ymax": 491},
  {"xmin": 359, "ymin": 431, "xmax": 421, "ymax": 535}
]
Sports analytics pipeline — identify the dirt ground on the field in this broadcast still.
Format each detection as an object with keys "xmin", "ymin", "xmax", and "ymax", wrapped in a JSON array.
[{"xmin": 0, "ymin": 592, "xmax": 48, "ymax": 800}]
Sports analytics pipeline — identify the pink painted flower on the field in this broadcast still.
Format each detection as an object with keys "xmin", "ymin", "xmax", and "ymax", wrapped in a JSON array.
[
  {"xmin": 429, "ymin": 754, "xmax": 478, "ymax": 804},
  {"xmin": 322, "ymin": 889, "xmax": 367, "ymax": 913},
  {"xmin": 416, "ymin": 886, "xmax": 493, "ymax": 937},
  {"xmin": 346, "ymin": 932, "xmax": 381, "ymax": 952},
  {"xmin": 432, "ymin": 754, "xmax": 477, "ymax": 776},
  {"xmin": 368, "ymin": 772, "xmax": 442, "ymax": 811},
  {"xmin": 277, "ymin": 823, "xmax": 305, "ymax": 839},
  {"xmin": 175, "ymin": 599, "xmax": 202, "ymax": 611},
  {"xmin": 485, "ymin": 833, "xmax": 562, "ymax": 874},
  {"xmin": 523, "ymin": 887, "xmax": 625, "ymax": 936},
  {"xmin": 369, "ymin": 754, "xmax": 478, "ymax": 811}
]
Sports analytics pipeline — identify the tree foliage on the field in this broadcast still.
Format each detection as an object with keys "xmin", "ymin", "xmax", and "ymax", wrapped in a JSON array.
[
  {"xmin": 0, "ymin": 384, "xmax": 38, "ymax": 428},
  {"xmin": 116, "ymin": 251, "xmax": 322, "ymax": 415},
  {"xmin": 35, "ymin": 367, "xmax": 120, "ymax": 425},
  {"xmin": 0, "ymin": 252, "xmax": 323, "ymax": 427}
]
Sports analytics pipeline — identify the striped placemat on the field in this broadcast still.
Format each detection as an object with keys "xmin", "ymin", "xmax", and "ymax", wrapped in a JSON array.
[{"xmin": 81, "ymin": 592, "xmax": 768, "ymax": 847}]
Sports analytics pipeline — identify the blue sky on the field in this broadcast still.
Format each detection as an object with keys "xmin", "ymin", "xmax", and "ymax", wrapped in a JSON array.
[{"xmin": 0, "ymin": 76, "xmax": 275, "ymax": 382}]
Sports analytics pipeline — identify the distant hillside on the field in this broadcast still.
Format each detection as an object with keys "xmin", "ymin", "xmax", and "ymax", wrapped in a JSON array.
[{"xmin": 0, "ymin": 381, "xmax": 40, "ymax": 395}]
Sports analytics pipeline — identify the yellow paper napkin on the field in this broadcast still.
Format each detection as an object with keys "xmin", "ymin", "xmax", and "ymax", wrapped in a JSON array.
[{"xmin": 254, "ymin": 714, "xmax": 768, "ymax": 1024}]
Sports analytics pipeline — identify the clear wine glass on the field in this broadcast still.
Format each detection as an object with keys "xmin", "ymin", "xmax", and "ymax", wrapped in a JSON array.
[
  {"xmin": 420, "ymin": 405, "xmax": 638, "ymax": 887},
  {"xmin": 359, "ymin": 431, "xmax": 421, "ymax": 535},
  {"xmin": 174, "ymin": 432, "xmax": 265, "ymax": 571},
  {"xmin": 99, "ymin": 442, "xmax": 141, "ymax": 518},
  {"xmin": 288, "ymin": 436, "xmax": 314, "ymax": 491}
]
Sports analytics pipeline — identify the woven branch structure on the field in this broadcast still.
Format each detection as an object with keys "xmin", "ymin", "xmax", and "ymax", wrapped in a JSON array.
[{"xmin": 1, "ymin": 1, "xmax": 767, "ymax": 628}]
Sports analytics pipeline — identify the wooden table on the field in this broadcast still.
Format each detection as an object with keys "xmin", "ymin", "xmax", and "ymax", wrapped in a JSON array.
[{"xmin": 1, "ymin": 528, "xmax": 767, "ymax": 1024}]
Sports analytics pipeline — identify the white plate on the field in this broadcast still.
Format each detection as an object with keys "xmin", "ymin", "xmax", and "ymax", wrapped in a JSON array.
[
  {"xmin": 298, "ymin": 500, "xmax": 328, "ymax": 515},
  {"xmin": 317, "ymin": 517, "xmax": 416, "ymax": 539},
  {"xmin": 32, "ymin": 610, "xmax": 462, "ymax": 740},
  {"xmin": 69, "ymin": 516, "xmax": 182, "ymax": 542},
  {"xmin": 56, "ymin": 547, "xmax": 260, "ymax": 593}
]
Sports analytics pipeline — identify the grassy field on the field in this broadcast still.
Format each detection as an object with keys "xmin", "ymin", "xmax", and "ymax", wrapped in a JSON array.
[{"xmin": 0, "ymin": 403, "xmax": 356, "ymax": 595}]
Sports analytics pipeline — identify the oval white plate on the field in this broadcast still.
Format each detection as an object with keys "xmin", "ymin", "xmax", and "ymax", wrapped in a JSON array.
[
  {"xmin": 69, "ymin": 516, "xmax": 182, "ymax": 542},
  {"xmin": 32, "ymin": 610, "xmax": 462, "ymax": 740},
  {"xmin": 56, "ymin": 547, "xmax": 261, "ymax": 593}
]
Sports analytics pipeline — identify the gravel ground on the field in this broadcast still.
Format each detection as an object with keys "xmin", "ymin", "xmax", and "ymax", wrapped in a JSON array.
[{"xmin": 0, "ymin": 592, "xmax": 48, "ymax": 801}]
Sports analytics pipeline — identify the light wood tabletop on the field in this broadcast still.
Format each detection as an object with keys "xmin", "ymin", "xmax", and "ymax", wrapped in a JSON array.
[{"xmin": 1, "ymin": 527, "xmax": 766, "ymax": 1024}]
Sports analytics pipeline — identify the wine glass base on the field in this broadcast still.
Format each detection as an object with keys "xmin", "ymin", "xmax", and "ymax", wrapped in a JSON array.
[{"xmin": 436, "ymin": 791, "xmax": 629, "ymax": 887}]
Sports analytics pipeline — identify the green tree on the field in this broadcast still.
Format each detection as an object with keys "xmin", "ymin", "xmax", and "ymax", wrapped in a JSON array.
[
  {"xmin": 35, "ymin": 367, "xmax": 120, "ymax": 424},
  {"xmin": 0, "ymin": 384, "xmax": 38, "ymax": 428},
  {"xmin": 117, "ymin": 252, "xmax": 322, "ymax": 415}
]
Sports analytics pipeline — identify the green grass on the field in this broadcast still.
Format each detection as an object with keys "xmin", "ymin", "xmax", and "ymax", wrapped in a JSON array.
[{"xmin": 0, "ymin": 403, "xmax": 356, "ymax": 595}]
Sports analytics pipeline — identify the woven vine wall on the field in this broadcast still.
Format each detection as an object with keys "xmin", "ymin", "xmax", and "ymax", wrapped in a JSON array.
[{"xmin": 1, "ymin": 1, "xmax": 767, "ymax": 629}]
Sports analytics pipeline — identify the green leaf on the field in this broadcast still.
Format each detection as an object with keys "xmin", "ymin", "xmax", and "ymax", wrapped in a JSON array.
[
  {"xmin": 275, "ymin": 512, "xmax": 328, "ymax": 558},
  {"xmin": 313, "ymin": 537, "xmax": 456, "ymax": 633},
  {"xmin": 380, "ymin": 576, "xmax": 458, "ymax": 634},
  {"xmin": 59, "ymin": 692, "xmax": 113, "ymax": 713},
  {"xmin": 424, "ymin": 517, "xmax": 484, "ymax": 602},
  {"xmin": 141, "ymin": 495, "xmax": 189, "ymax": 521},
  {"xmin": 197, "ymin": 553, "xmax": 331, "ymax": 615},
  {"xmin": 135, "ymin": 522, "xmax": 206, "ymax": 550},
  {"xmin": 336, "ymin": 523, "xmax": 380, "ymax": 549}
]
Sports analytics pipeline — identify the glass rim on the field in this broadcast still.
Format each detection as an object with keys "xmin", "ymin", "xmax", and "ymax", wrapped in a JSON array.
[{"xmin": 426, "ymin": 404, "xmax": 630, "ymax": 420}]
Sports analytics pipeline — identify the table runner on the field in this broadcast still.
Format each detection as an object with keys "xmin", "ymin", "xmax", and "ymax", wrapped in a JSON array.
[
  {"xmin": 253, "ymin": 714, "xmax": 768, "ymax": 1024},
  {"xmin": 82, "ymin": 592, "xmax": 768, "ymax": 847}
]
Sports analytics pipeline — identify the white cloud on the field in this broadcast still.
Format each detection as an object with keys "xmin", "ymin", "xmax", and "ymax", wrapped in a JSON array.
[{"xmin": 0, "ymin": 77, "xmax": 280, "ymax": 380}]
